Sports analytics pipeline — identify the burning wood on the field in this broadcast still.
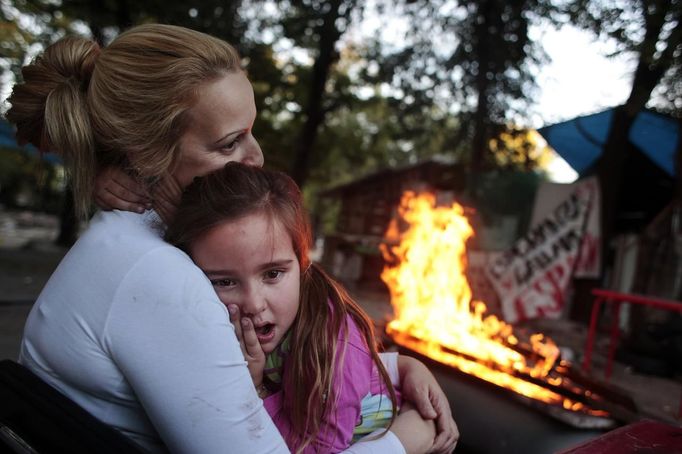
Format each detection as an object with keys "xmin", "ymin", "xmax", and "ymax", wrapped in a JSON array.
[{"xmin": 380, "ymin": 191, "xmax": 626, "ymax": 424}]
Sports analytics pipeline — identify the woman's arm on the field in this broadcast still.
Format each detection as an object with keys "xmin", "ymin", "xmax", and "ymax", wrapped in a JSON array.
[{"xmin": 107, "ymin": 251, "xmax": 290, "ymax": 453}]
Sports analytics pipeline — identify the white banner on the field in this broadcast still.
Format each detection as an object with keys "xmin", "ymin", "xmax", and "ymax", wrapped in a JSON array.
[
  {"xmin": 486, "ymin": 178, "xmax": 600, "ymax": 322},
  {"xmin": 530, "ymin": 177, "xmax": 601, "ymax": 278}
]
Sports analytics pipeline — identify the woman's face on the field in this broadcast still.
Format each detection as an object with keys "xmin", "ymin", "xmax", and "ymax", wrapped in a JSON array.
[
  {"xmin": 190, "ymin": 212, "xmax": 301, "ymax": 354},
  {"xmin": 173, "ymin": 71, "xmax": 264, "ymax": 189}
]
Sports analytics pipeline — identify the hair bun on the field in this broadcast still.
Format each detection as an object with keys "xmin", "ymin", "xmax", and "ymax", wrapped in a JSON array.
[
  {"xmin": 45, "ymin": 36, "xmax": 101, "ymax": 88},
  {"xmin": 6, "ymin": 36, "xmax": 100, "ymax": 150},
  {"xmin": 6, "ymin": 36, "xmax": 100, "ymax": 218}
]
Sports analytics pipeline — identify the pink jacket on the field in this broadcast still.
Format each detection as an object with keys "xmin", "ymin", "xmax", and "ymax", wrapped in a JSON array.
[{"xmin": 263, "ymin": 315, "xmax": 398, "ymax": 453}]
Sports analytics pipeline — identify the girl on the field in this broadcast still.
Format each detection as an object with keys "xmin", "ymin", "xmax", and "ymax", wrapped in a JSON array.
[{"xmin": 166, "ymin": 162, "xmax": 403, "ymax": 453}]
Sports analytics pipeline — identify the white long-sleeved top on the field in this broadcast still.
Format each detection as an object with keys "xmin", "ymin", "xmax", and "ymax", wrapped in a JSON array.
[{"xmin": 19, "ymin": 210, "xmax": 404, "ymax": 454}]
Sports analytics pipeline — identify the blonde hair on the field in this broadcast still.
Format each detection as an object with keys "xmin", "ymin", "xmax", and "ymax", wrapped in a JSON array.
[{"xmin": 6, "ymin": 24, "xmax": 242, "ymax": 218}]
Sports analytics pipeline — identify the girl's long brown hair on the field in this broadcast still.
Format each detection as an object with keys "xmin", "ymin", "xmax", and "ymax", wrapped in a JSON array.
[{"xmin": 166, "ymin": 162, "xmax": 397, "ymax": 452}]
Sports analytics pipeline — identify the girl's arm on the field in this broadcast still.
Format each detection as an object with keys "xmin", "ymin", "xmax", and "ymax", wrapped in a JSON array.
[
  {"xmin": 232, "ymin": 306, "xmax": 417, "ymax": 453},
  {"xmin": 397, "ymin": 356, "xmax": 459, "ymax": 454},
  {"xmin": 378, "ymin": 353, "xmax": 459, "ymax": 453},
  {"xmin": 229, "ymin": 305, "xmax": 459, "ymax": 453},
  {"xmin": 231, "ymin": 306, "xmax": 369, "ymax": 451}
]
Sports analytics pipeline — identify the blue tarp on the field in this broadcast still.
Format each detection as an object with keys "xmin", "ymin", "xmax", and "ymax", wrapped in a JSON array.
[
  {"xmin": 0, "ymin": 119, "xmax": 61, "ymax": 164},
  {"xmin": 538, "ymin": 108, "xmax": 680, "ymax": 177}
]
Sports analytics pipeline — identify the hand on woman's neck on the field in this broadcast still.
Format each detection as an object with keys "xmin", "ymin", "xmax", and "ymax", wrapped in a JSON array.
[{"xmin": 152, "ymin": 174, "xmax": 183, "ymax": 224}]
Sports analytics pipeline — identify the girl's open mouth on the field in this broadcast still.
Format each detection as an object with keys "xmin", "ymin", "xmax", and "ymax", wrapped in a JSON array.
[{"xmin": 255, "ymin": 323, "xmax": 275, "ymax": 342}]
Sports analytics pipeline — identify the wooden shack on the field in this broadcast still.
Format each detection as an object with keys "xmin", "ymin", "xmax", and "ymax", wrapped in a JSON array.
[{"xmin": 319, "ymin": 157, "xmax": 466, "ymax": 288}]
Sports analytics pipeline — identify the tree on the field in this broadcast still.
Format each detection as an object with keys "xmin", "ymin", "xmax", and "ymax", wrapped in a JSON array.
[
  {"xmin": 566, "ymin": 0, "xmax": 682, "ymax": 248},
  {"xmin": 369, "ymin": 0, "xmax": 551, "ymax": 195},
  {"xmin": 7, "ymin": 0, "xmax": 551, "ymax": 210},
  {"xmin": 489, "ymin": 128, "xmax": 553, "ymax": 172},
  {"xmin": 266, "ymin": 0, "xmax": 360, "ymax": 188},
  {"xmin": 0, "ymin": 1, "xmax": 71, "ymax": 84}
]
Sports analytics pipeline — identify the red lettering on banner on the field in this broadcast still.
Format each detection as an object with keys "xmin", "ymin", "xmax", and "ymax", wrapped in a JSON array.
[
  {"xmin": 576, "ymin": 233, "xmax": 599, "ymax": 275},
  {"xmin": 486, "ymin": 178, "xmax": 601, "ymax": 322},
  {"xmin": 536, "ymin": 264, "xmax": 567, "ymax": 312},
  {"xmin": 513, "ymin": 296, "xmax": 528, "ymax": 322}
]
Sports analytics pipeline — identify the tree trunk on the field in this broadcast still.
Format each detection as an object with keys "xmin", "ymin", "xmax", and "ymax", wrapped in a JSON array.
[
  {"xmin": 571, "ymin": 0, "xmax": 680, "ymax": 321},
  {"xmin": 596, "ymin": 106, "xmax": 635, "ymax": 249},
  {"xmin": 596, "ymin": 0, "xmax": 676, "ymax": 268},
  {"xmin": 468, "ymin": 0, "xmax": 492, "ymax": 198},
  {"xmin": 290, "ymin": 0, "xmax": 345, "ymax": 188},
  {"xmin": 675, "ymin": 118, "xmax": 682, "ymax": 200}
]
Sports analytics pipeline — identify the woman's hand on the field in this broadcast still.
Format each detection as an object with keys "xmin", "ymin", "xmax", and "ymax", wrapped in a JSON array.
[
  {"xmin": 94, "ymin": 166, "xmax": 151, "ymax": 213},
  {"xmin": 398, "ymin": 355, "xmax": 459, "ymax": 453},
  {"xmin": 151, "ymin": 173, "xmax": 183, "ymax": 224},
  {"xmin": 228, "ymin": 304, "xmax": 266, "ymax": 390}
]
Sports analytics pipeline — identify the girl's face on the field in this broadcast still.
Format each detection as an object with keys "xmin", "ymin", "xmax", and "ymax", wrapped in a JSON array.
[
  {"xmin": 173, "ymin": 71, "xmax": 264, "ymax": 189},
  {"xmin": 189, "ymin": 212, "xmax": 301, "ymax": 354}
]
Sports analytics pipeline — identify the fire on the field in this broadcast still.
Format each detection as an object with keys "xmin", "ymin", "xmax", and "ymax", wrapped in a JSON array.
[{"xmin": 380, "ymin": 191, "xmax": 601, "ymax": 413}]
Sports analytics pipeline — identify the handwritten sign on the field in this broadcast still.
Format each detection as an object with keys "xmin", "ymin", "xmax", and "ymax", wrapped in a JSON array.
[{"xmin": 486, "ymin": 179, "xmax": 599, "ymax": 322}]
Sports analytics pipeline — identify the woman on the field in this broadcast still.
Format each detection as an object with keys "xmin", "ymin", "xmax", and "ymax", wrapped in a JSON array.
[{"xmin": 6, "ymin": 24, "xmax": 457, "ymax": 453}]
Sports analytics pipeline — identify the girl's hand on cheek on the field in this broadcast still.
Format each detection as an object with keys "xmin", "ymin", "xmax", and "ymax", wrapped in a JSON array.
[{"xmin": 228, "ymin": 304, "xmax": 266, "ymax": 389}]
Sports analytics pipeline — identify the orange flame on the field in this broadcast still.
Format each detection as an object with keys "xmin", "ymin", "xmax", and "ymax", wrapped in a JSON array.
[{"xmin": 381, "ymin": 191, "xmax": 603, "ymax": 413}]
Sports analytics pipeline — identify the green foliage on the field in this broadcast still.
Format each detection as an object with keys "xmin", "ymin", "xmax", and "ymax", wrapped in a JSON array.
[
  {"xmin": 472, "ymin": 169, "xmax": 542, "ymax": 236},
  {"xmin": 310, "ymin": 96, "xmax": 461, "ymax": 184},
  {"xmin": 368, "ymin": 0, "xmax": 552, "ymax": 176},
  {"xmin": 0, "ymin": 147, "xmax": 65, "ymax": 213},
  {"xmin": 653, "ymin": 62, "xmax": 682, "ymax": 118},
  {"xmin": 489, "ymin": 127, "xmax": 553, "ymax": 172},
  {"xmin": 1, "ymin": 0, "xmax": 557, "ymax": 220}
]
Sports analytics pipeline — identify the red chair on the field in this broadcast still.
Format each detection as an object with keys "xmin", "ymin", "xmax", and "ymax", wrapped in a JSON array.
[{"xmin": 582, "ymin": 288, "xmax": 682, "ymax": 418}]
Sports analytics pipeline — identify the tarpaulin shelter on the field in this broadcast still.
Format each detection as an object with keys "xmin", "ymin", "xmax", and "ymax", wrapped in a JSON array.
[
  {"xmin": 538, "ymin": 108, "xmax": 679, "ymax": 177},
  {"xmin": 0, "ymin": 119, "xmax": 61, "ymax": 164},
  {"xmin": 538, "ymin": 108, "xmax": 680, "ymax": 232}
]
